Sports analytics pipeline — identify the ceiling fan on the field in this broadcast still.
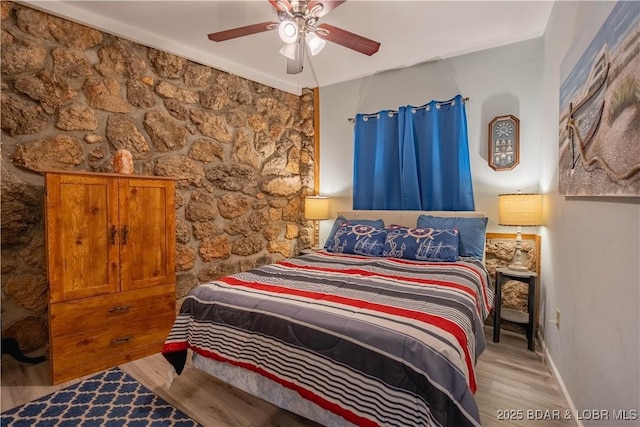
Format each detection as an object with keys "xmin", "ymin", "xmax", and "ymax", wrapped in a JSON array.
[{"xmin": 207, "ymin": 0, "xmax": 381, "ymax": 75}]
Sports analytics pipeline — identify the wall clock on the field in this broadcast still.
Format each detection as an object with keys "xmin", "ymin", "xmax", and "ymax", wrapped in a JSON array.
[{"xmin": 488, "ymin": 115, "xmax": 520, "ymax": 171}]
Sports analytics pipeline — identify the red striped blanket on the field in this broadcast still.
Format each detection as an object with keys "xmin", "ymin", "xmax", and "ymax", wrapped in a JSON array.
[{"xmin": 163, "ymin": 251, "xmax": 493, "ymax": 426}]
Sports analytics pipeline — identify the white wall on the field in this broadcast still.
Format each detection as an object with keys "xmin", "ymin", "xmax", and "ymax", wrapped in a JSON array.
[
  {"xmin": 541, "ymin": 1, "xmax": 640, "ymax": 425},
  {"xmin": 319, "ymin": 37, "xmax": 545, "ymax": 239},
  {"xmin": 319, "ymin": 2, "xmax": 640, "ymax": 423}
]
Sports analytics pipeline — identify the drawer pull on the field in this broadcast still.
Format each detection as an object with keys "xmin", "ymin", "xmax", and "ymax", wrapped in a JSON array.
[
  {"xmin": 110, "ymin": 336, "xmax": 133, "ymax": 345},
  {"xmin": 108, "ymin": 305, "xmax": 130, "ymax": 313}
]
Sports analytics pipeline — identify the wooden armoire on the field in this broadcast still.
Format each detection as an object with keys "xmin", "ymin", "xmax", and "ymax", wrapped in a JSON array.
[{"xmin": 44, "ymin": 170, "xmax": 176, "ymax": 384}]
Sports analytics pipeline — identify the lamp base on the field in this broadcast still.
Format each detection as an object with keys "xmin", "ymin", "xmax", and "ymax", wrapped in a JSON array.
[{"xmin": 507, "ymin": 263, "xmax": 530, "ymax": 272}]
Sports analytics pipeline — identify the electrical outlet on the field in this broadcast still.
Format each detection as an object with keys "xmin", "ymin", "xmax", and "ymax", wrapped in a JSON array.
[{"xmin": 555, "ymin": 309, "xmax": 561, "ymax": 328}]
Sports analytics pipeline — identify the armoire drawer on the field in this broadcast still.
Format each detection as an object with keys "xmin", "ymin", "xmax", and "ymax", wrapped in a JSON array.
[
  {"xmin": 49, "ymin": 284, "xmax": 175, "ymax": 339},
  {"xmin": 50, "ymin": 309, "xmax": 174, "ymax": 374}
]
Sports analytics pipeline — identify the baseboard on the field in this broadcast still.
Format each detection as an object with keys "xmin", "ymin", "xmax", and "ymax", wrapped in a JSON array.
[{"xmin": 538, "ymin": 334, "xmax": 584, "ymax": 427}]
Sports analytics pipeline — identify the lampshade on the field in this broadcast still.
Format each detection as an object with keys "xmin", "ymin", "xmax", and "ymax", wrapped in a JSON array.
[
  {"xmin": 279, "ymin": 42, "xmax": 298, "ymax": 60},
  {"xmin": 305, "ymin": 196, "xmax": 330, "ymax": 220},
  {"xmin": 306, "ymin": 32, "xmax": 326, "ymax": 56},
  {"xmin": 278, "ymin": 20, "xmax": 298, "ymax": 44},
  {"xmin": 498, "ymin": 193, "xmax": 543, "ymax": 227}
]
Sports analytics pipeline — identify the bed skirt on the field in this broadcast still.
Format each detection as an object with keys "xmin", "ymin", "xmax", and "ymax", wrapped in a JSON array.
[{"xmin": 192, "ymin": 352, "xmax": 356, "ymax": 427}]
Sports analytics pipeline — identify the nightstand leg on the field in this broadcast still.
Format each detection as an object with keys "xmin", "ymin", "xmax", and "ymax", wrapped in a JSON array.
[
  {"xmin": 527, "ymin": 277, "xmax": 535, "ymax": 351},
  {"xmin": 493, "ymin": 273, "xmax": 502, "ymax": 343}
]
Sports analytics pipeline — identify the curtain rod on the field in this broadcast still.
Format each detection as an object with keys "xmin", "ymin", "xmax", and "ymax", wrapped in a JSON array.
[{"xmin": 347, "ymin": 97, "xmax": 470, "ymax": 123}]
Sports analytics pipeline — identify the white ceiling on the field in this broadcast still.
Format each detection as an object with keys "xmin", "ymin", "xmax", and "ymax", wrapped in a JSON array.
[{"xmin": 23, "ymin": 1, "xmax": 554, "ymax": 95}]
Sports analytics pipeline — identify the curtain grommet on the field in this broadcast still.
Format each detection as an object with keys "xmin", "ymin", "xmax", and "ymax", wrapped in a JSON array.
[{"xmin": 363, "ymin": 116, "xmax": 368, "ymax": 121}]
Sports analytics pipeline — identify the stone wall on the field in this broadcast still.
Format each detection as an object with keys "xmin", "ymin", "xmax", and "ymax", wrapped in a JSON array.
[{"xmin": 0, "ymin": 3, "xmax": 316, "ymax": 352}]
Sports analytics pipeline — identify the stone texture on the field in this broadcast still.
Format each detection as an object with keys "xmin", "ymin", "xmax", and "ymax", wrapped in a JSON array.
[
  {"xmin": 184, "ymin": 62, "xmax": 212, "ymax": 87},
  {"xmin": 105, "ymin": 115, "xmax": 150, "ymax": 159},
  {"xmin": 143, "ymin": 110, "xmax": 188, "ymax": 152},
  {"xmin": 176, "ymin": 244, "xmax": 196, "ymax": 271},
  {"xmin": 155, "ymin": 81, "xmax": 198, "ymax": 104},
  {"xmin": 218, "ymin": 193, "xmax": 251, "ymax": 219},
  {"xmin": 285, "ymin": 224, "xmax": 299, "ymax": 239},
  {"xmin": 3, "ymin": 274, "xmax": 47, "ymax": 313},
  {"xmin": 0, "ymin": 3, "xmax": 315, "ymax": 355},
  {"xmin": 126, "ymin": 79, "xmax": 157, "ymax": 109},
  {"xmin": 176, "ymin": 273, "xmax": 197, "ymax": 299},
  {"xmin": 217, "ymin": 73, "xmax": 252, "ymax": 105},
  {"xmin": 154, "ymin": 155, "xmax": 205, "ymax": 187},
  {"xmin": 0, "ymin": 93, "xmax": 49, "ymax": 136},
  {"xmin": 197, "ymin": 262, "xmax": 236, "ymax": 284},
  {"xmin": 164, "ymin": 99, "xmax": 188, "ymax": 121},
  {"xmin": 268, "ymin": 240, "xmax": 292, "ymax": 258},
  {"xmin": 200, "ymin": 84, "xmax": 229, "ymax": 110},
  {"xmin": 185, "ymin": 189, "xmax": 217, "ymax": 222},
  {"xmin": 148, "ymin": 48, "xmax": 186, "ymax": 78},
  {"xmin": 261, "ymin": 176, "xmax": 302, "ymax": 197},
  {"xmin": 189, "ymin": 138, "xmax": 224, "ymax": 162},
  {"xmin": 56, "ymin": 103, "xmax": 99, "ymax": 131},
  {"xmin": 193, "ymin": 222, "xmax": 219, "ymax": 240},
  {"xmin": 232, "ymin": 234, "xmax": 263, "ymax": 256},
  {"xmin": 52, "ymin": 47, "xmax": 93, "ymax": 78},
  {"xmin": 199, "ymin": 234, "xmax": 231, "ymax": 261},
  {"xmin": 1, "ymin": 37, "xmax": 46, "ymax": 75},
  {"xmin": 189, "ymin": 110, "xmax": 233, "ymax": 143},
  {"xmin": 206, "ymin": 164, "xmax": 258, "ymax": 194},
  {"xmin": 12, "ymin": 135, "xmax": 84, "ymax": 171},
  {"xmin": 83, "ymin": 78, "xmax": 131, "ymax": 113},
  {"xmin": 15, "ymin": 6, "xmax": 102, "ymax": 50},
  {"xmin": 14, "ymin": 70, "xmax": 77, "ymax": 114},
  {"xmin": 1, "ymin": 171, "xmax": 42, "ymax": 246},
  {"xmin": 1, "ymin": 2, "xmax": 14, "ymax": 20},
  {"xmin": 95, "ymin": 39, "xmax": 146, "ymax": 79}
]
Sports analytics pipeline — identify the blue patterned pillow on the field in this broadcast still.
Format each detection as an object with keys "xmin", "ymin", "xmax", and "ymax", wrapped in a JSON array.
[
  {"xmin": 382, "ymin": 225, "xmax": 459, "ymax": 262},
  {"xmin": 417, "ymin": 215, "xmax": 488, "ymax": 260},
  {"xmin": 325, "ymin": 222, "xmax": 386, "ymax": 256},
  {"xmin": 324, "ymin": 216, "xmax": 385, "ymax": 250}
]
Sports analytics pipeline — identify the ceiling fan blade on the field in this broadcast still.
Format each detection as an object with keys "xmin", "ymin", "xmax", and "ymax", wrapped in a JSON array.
[
  {"xmin": 268, "ymin": 0, "xmax": 292, "ymax": 12},
  {"xmin": 317, "ymin": 23, "xmax": 380, "ymax": 56},
  {"xmin": 208, "ymin": 21, "xmax": 278, "ymax": 42}
]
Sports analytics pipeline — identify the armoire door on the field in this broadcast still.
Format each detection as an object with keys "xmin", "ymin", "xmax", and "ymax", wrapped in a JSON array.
[
  {"xmin": 45, "ymin": 173, "xmax": 120, "ymax": 303},
  {"xmin": 118, "ymin": 177, "xmax": 176, "ymax": 292}
]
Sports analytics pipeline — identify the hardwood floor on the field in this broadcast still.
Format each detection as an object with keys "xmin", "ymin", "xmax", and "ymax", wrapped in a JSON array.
[{"xmin": 1, "ymin": 327, "xmax": 576, "ymax": 426}]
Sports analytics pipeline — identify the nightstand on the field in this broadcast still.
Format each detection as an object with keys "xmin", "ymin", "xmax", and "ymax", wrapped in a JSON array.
[{"xmin": 492, "ymin": 267, "xmax": 537, "ymax": 351}]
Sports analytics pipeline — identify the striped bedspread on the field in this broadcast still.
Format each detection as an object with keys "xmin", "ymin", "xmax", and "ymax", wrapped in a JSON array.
[{"xmin": 163, "ymin": 251, "xmax": 493, "ymax": 427}]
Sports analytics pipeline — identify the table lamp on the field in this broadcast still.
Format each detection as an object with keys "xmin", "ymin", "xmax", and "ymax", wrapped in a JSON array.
[
  {"xmin": 305, "ymin": 196, "xmax": 330, "ymax": 249},
  {"xmin": 498, "ymin": 193, "xmax": 543, "ymax": 271}
]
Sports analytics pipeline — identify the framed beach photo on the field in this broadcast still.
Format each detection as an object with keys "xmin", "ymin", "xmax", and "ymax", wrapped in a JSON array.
[
  {"xmin": 488, "ymin": 115, "xmax": 520, "ymax": 171},
  {"xmin": 558, "ymin": 1, "xmax": 640, "ymax": 196}
]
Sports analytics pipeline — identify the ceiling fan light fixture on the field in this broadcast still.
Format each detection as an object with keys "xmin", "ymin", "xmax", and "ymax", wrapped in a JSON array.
[
  {"xmin": 306, "ymin": 32, "xmax": 326, "ymax": 56},
  {"xmin": 278, "ymin": 20, "xmax": 298, "ymax": 43},
  {"xmin": 279, "ymin": 42, "xmax": 298, "ymax": 60}
]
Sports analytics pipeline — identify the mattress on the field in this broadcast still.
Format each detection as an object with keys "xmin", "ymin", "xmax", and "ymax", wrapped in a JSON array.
[{"xmin": 163, "ymin": 250, "xmax": 493, "ymax": 426}]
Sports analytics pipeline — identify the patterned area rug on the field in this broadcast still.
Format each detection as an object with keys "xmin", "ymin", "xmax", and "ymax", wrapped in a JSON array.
[{"xmin": 1, "ymin": 368, "xmax": 201, "ymax": 426}]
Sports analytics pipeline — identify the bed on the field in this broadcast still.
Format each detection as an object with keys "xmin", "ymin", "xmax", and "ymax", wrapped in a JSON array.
[{"xmin": 162, "ymin": 210, "xmax": 493, "ymax": 427}]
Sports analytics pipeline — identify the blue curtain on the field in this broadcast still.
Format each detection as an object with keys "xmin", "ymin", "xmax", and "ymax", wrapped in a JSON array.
[{"xmin": 353, "ymin": 94, "xmax": 475, "ymax": 211}]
